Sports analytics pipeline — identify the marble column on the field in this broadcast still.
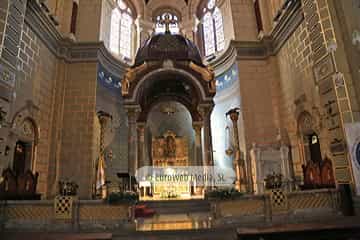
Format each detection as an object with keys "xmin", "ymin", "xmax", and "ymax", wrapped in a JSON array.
[
  {"xmin": 193, "ymin": 122, "xmax": 203, "ymax": 166},
  {"xmin": 226, "ymin": 108, "xmax": 247, "ymax": 192},
  {"xmin": 137, "ymin": 122, "xmax": 146, "ymax": 169},
  {"xmin": 125, "ymin": 106, "xmax": 141, "ymax": 176},
  {"xmin": 199, "ymin": 105, "xmax": 214, "ymax": 166}
]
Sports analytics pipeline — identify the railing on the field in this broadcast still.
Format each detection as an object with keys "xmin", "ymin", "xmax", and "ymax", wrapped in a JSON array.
[
  {"xmin": 211, "ymin": 189, "xmax": 341, "ymax": 223},
  {"xmin": 0, "ymin": 199, "xmax": 134, "ymax": 231}
]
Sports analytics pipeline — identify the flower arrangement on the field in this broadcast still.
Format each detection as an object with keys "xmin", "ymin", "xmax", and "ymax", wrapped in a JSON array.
[
  {"xmin": 107, "ymin": 191, "xmax": 139, "ymax": 204},
  {"xmin": 264, "ymin": 172, "xmax": 283, "ymax": 189},
  {"xmin": 58, "ymin": 180, "xmax": 79, "ymax": 196},
  {"xmin": 205, "ymin": 188, "xmax": 243, "ymax": 200}
]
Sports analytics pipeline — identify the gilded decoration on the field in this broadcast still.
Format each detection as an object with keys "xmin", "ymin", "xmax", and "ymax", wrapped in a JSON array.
[
  {"xmin": 121, "ymin": 62, "xmax": 147, "ymax": 96},
  {"xmin": 152, "ymin": 130, "xmax": 188, "ymax": 167},
  {"xmin": 189, "ymin": 61, "xmax": 216, "ymax": 93}
]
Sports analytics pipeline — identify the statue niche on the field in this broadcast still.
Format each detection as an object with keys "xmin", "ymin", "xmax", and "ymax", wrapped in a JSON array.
[{"xmin": 152, "ymin": 131, "xmax": 188, "ymax": 167}]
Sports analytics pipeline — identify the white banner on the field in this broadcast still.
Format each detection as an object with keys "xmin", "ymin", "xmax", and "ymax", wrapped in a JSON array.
[
  {"xmin": 135, "ymin": 166, "xmax": 236, "ymax": 187},
  {"xmin": 344, "ymin": 123, "xmax": 360, "ymax": 196}
]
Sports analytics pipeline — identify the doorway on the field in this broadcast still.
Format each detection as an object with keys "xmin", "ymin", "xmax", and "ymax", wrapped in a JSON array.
[
  {"xmin": 308, "ymin": 133, "xmax": 322, "ymax": 163},
  {"xmin": 13, "ymin": 141, "xmax": 32, "ymax": 176}
]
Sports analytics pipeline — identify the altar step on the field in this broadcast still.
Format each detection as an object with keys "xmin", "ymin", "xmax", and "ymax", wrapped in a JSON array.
[
  {"xmin": 138, "ymin": 199, "xmax": 211, "ymax": 215},
  {"xmin": 113, "ymin": 228, "xmax": 237, "ymax": 240},
  {"xmin": 354, "ymin": 196, "xmax": 360, "ymax": 216},
  {"xmin": 0, "ymin": 233, "xmax": 112, "ymax": 240}
]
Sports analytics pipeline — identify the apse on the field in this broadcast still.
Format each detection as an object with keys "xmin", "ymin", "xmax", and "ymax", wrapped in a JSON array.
[
  {"xmin": 145, "ymin": 101, "xmax": 195, "ymax": 166},
  {"xmin": 211, "ymin": 64, "xmax": 243, "ymax": 169}
]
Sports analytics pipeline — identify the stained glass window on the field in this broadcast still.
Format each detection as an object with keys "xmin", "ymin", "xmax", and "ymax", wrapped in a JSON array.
[
  {"xmin": 109, "ymin": 0, "xmax": 133, "ymax": 59},
  {"xmin": 110, "ymin": 8, "xmax": 121, "ymax": 55},
  {"xmin": 120, "ymin": 12, "xmax": 132, "ymax": 58},
  {"xmin": 203, "ymin": 12, "xmax": 215, "ymax": 56},
  {"xmin": 213, "ymin": 7, "xmax": 224, "ymax": 52},
  {"xmin": 155, "ymin": 13, "xmax": 179, "ymax": 34},
  {"xmin": 202, "ymin": 0, "xmax": 225, "ymax": 57}
]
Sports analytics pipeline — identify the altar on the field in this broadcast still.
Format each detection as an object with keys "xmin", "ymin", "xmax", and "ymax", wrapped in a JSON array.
[{"xmin": 139, "ymin": 131, "xmax": 198, "ymax": 200}]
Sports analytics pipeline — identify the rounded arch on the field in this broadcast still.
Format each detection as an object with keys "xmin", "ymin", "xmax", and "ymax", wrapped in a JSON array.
[
  {"xmin": 129, "ymin": 68, "xmax": 211, "ymax": 104},
  {"xmin": 297, "ymin": 111, "xmax": 317, "ymax": 136},
  {"xmin": 152, "ymin": 6, "xmax": 182, "ymax": 22},
  {"xmin": 138, "ymin": 95, "xmax": 201, "ymax": 122},
  {"xmin": 114, "ymin": 0, "xmax": 139, "ymax": 18},
  {"xmin": 11, "ymin": 110, "xmax": 40, "ymax": 144}
]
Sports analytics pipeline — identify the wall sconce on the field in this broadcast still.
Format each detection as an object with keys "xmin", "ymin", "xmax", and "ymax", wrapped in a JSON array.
[
  {"xmin": 225, "ymin": 126, "xmax": 233, "ymax": 156},
  {"xmin": 352, "ymin": 30, "xmax": 360, "ymax": 47},
  {"xmin": 0, "ymin": 107, "xmax": 7, "ymax": 128},
  {"xmin": 327, "ymin": 39, "xmax": 337, "ymax": 53},
  {"xmin": 5, "ymin": 146, "xmax": 10, "ymax": 156},
  {"xmin": 333, "ymin": 72, "xmax": 345, "ymax": 87}
]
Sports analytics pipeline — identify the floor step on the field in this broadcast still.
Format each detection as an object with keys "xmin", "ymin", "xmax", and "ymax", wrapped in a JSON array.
[
  {"xmin": 353, "ymin": 196, "xmax": 360, "ymax": 216},
  {"xmin": 0, "ymin": 233, "xmax": 112, "ymax": 240},
  {"xmin": 113, "ymin": 228, "xmax": 237, "ymax": 240},
  {"xmin": 139, "ymin": 200, "xmax": 211, "ymax": 214}
]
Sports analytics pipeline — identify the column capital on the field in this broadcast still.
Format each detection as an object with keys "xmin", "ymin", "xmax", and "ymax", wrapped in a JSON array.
[
  {"xmin": 125, "ymin": 105, "xmax": 141, "ymax": 123},
  {"xmin": 192, "ymin": 121, "xmax": 203, "ymax": 133},
  {"xmin": 226, "ymin": 107, "xmax": 240, "ymax": 123},
  {"xmin": 97, "ymin": 111, "xmax": 112, "ymax": 127},
  {"xmin": 137, "ymin": 122, "xmax": 146, "ymax": 135},
  {"xmin": 198, "ymin": 104, "xmax": 214, "ymax": 119}
]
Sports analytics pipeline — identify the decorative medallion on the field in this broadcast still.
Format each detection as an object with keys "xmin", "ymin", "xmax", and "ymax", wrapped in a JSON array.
[{"xmin": 313, "ymin": 54, "xmax": 335, "ymax": 83}]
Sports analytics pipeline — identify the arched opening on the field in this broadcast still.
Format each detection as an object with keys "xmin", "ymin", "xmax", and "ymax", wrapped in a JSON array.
[
  {"xmin": 308, "ymin": 132, "xmax": 322, "ymax": 163},
  {"xmin": 146, "ymin": 101, "xmax": 195, "ymax": 167},
  {"xmin": 11, "ymin": 116, "xmax": 38, "ymax": 175},
  {"xmin": 297, "ymin": 112, "xmax": 335, "ymax": 189}
]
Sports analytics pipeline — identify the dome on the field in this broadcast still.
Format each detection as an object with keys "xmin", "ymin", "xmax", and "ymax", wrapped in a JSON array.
[{"xmin": 134, "ymin": 32, "xmax": 204, "ymax": 67}]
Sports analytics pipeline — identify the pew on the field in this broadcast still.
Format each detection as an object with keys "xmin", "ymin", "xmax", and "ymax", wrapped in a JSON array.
[{"xmin": 0, "ymin": 168, "xmax": 41, "ymax": 200}]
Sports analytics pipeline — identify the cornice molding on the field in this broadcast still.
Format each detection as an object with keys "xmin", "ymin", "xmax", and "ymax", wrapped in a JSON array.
[
  {"xmin": 211, "ymin": 0, "xmax": 303, "ymax": 72},
  {"xmin": 25, "ymin": 0, "xmax": 129, "ymax": 78},
  {"xmin": 25, "ymin": 0, "xmax": 303, "ymax": 78},
  {"xmin": 270, "ymin": 0, "xmax": 303, "ymax": 54}
]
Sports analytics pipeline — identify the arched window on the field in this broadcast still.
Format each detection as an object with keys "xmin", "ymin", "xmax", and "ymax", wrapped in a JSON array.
[
  {"xmin": 201, "ymin": 0, "xmax": 225, "ymax": 57},
  {"xmin": 110, "ymin": 0, "xmax": 133, "ymax": 59},
  {"xmin": 155, "ymin": 12, "xmax": 180, "ymax": 34}
]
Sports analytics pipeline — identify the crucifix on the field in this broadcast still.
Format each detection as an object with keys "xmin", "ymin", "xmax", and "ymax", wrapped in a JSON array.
[{"xmin": 159, "ymin": 14, "xmax": 177, "ymax": 33}]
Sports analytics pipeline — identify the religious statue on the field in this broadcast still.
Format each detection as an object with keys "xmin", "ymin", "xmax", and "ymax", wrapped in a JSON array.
[
  {"xmin": 58, "ymin": 180, "xmax": 78, "ymax": 196},
  {"xmin": 165, "ymin": 135, "xmax": 176, "ymax": 157},
  {"xmin": 152, "ymin": 131, "xmax": 188, "ymax": 166},
  {"xmin": 188, "ymin": 62, "xmax": 216, "ymax": 93},
  {"xmin": 159, "ymin": 13, "xmax": 177, "ymax": 34},
  {"xmin": 121, "ymin": 62, "xmax": 148, "ymax": 96}
]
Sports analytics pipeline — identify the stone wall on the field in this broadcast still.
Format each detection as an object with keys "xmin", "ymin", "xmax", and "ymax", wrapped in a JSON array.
[
  {"xmin": 276, "ymin": 20, "xmax": 320, "ymax": 177},
  {"xmin": 0, "ymin": 0, "xmax": 8, "ymax": 57},
  {"xmin": 230, "ymin": 0, "xmax": 258, "ymax": 41},
  {"xmin": 60, "ymin": 62, "xmax": 98, "ymax": 199},
  {"xmin": 237, "ymin": 58, "xmax": 280, "ymax": 149}
]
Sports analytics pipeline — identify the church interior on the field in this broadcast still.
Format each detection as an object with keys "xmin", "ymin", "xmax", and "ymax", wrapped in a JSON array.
[{"xmin": 1, "ymin": 0, "xmax": 360, "ymax": 239}]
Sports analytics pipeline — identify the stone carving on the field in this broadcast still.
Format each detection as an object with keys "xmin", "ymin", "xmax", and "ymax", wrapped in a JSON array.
[
  {"xmin": 121, "ymin": 62, "xmax": 148, "ymax": 96},
  {"xmin": 189, "ymin": 61, "xmax": 216, "ymax": 93},
  {"xmin": 313, "ymin": 54, "xmax": 335, "ymax": 83},
  {"xmin": 152, "ymin": 130, "xmax": 188, "ymax": 166},
  {"xmin": 301, "ymin": 157, "xmax": 335, "ymax": 190},
  {"xmin": 22, "ymin": 119, "xmax": 35, "ymax": 138},
  {"xmin": 58, "ymin": 180, "xmax": 79, "ymax": 196},
  {"xmin": 0, "ymin": 64, "xmax": 16, "ymax": 87}
]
